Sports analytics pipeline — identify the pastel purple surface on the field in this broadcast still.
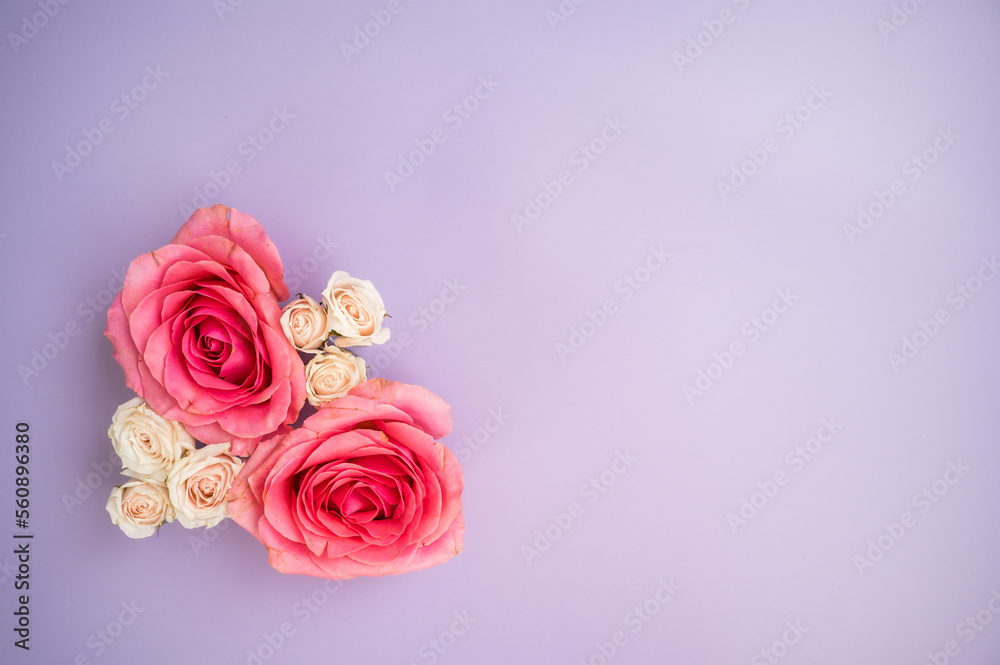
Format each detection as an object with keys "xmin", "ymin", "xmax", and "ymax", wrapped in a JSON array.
[{"xmin": 2, "ymin": 1, "xmax": 999, "ymax": 664}]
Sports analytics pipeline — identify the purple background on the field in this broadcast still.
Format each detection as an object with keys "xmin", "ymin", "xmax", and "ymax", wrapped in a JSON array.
[{"xmin": 3, "ymin": 0, "xmax": 1000, "ymax": 663}]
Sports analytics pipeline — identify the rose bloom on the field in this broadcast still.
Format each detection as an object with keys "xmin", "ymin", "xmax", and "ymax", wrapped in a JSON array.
[
  {"xmin": 107, "ymin": 476, "xmax": 173, "ymax": 539},
  {"xmin": 304, "ymin": 348, "xmax": 367, "ymax": 407},
  {"xmin": 228, "ymin": 379, "xmax": 463, "ymax": 579},
  {"xmin": 109, "ymin": 397, "xmax": 195, "ymax": 481},
  {"xmin": 280, "ymin": 295, "xmax": 329, "ymax": 352},
  {"xmin": 105, "ymin": 205, "xmax": 306, "ymax": 456},
  {"xmin": 167, "ymin": 443, "xmax": 244, "ymax": 529},
  {"xmin": 322, "ymin": 271, "xmax": 390, "ymax": 348}
]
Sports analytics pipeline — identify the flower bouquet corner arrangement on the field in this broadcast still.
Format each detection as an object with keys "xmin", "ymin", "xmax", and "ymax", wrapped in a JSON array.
[{"xmin": 102, "ymin": 204, "xmax": 463, "ymax": 580}]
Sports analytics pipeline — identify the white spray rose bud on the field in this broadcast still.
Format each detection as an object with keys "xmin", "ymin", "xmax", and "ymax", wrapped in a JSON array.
[
  {"xmin": 106, "ymin": 476, "xmax": 173, "ymax": 539},
  {"xmin": 109, "ymin": 397, "xmax": 195, "ymax": 482},
  {"xmin": 321, "ymin": 271, "xmax": 390, "ymax": 348},
  {"xmin": 167, "ymin": 443, "xmax": 244, "ymax": 529},
  {"xmin": 304, "ymin": 348, "xmax": 367, "ymax": 407},
  {"xmin": 280, "ymin": 295, "xmax": 330, "ymax": 352}
]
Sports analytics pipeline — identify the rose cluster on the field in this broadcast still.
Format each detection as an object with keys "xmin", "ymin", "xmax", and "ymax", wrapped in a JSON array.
[
  {"xmin": 103, "ymin": 205, "xmax": 463, "ymax": 580},
  {"xmin": 282, "ymin": 269, "xmax": 389, "ymax": 407},
  {"xmin": 106, "ymin": 397, "xmax": 243, "ymax": 538}
]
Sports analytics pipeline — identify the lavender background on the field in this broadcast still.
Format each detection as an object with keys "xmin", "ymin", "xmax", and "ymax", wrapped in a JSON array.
[{"xmin": 2, "ymin": 0, "xmax": 1000, "ymax": 663}]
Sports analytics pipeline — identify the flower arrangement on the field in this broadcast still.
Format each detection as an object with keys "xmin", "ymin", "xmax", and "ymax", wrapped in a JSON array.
[{"xmin": 102, "ymin": 205, "xmax": 464, "ymax": 579}]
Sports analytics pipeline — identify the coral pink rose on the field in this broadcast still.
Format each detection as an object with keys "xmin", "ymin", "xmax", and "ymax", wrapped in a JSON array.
[
  {"xmin": 105, "ymin": 205, "xmax": 306, "ymax": 455},
  {"xmin": 227, "ymin": 379, "xmax": 464, "ymax": 579}
]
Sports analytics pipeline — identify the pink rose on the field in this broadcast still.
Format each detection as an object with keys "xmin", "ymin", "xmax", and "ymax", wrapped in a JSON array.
[
  {"xmin": 227, "ymin": 379, "xmax": 464, "ymax": 579},
  {"xmin": 105, "ymin": 205, "xmax": 306, "ymax": 455}
]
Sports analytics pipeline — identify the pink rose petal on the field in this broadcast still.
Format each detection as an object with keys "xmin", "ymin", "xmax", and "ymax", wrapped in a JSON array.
[{"xmin": 227, "ymin": 380, "xmax": 464, "ymax": 580}]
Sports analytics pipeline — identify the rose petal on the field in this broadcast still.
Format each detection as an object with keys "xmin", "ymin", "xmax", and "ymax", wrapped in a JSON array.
[{"xmin": 171, "ymin": 205, "xmax": 290, "ymax": 301}]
